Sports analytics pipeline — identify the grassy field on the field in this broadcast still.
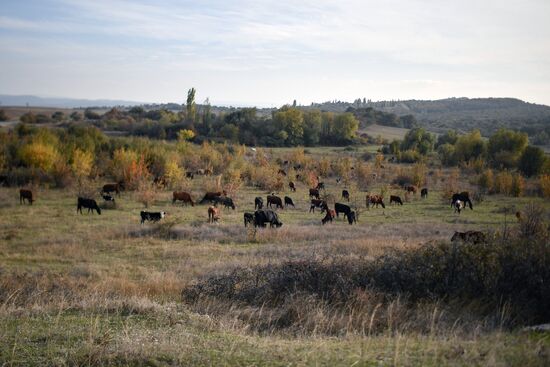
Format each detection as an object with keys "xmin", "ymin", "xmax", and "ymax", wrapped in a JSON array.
[
  {"xmin": 362, "ymin": 124, "xmax": 411, "ymax": 141},
  {"xmin": 1, "ymin": 161, "xmax": 549, "ymax": 365}
]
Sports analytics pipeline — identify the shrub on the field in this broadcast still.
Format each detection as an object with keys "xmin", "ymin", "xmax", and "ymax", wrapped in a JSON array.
[
  {"xmin": 478, "ymin": 169, "xmax": 494, "ymax": 193},
  {"xmin": 540, "ymin": 175, "xmax": 550, "ymax": 198},
  {"xmin": 135, "ymin": 180, "xmax": 158, "ymax": 208},
  {"xmin": 494, "ymin": 171, "xmax": 513, "ymax": 195},
  {"xmin": 355, "ymin": 161, "xmax": 371, "ymax": 190},
  {"xmin": 511, "ymin": 173, "xmax": 525, "ymax": 197}
]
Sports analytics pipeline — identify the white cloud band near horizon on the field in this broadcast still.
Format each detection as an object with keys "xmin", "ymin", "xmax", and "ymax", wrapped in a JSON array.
[{"xmin": 1, "ymin": 0, "xmax": 549, "ymax": 107}]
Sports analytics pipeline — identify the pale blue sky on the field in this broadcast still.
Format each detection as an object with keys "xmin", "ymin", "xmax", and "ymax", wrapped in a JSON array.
[{"xmin": 1, "ymin": 0, "xmax": 549, "ymax": 106}]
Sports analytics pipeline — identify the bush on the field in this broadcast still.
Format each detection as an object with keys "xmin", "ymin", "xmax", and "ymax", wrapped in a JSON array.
[
  {"xmin": 478, "ymin": 169, "xmax": 494, "ymax": 193},
  {"xmin": 494, "ymin": 171, "xmax": 513, "ymax": 195},
  {"xmin": 511, "ymin": 173, "xmax": 525, "ymax": 197},
  {"xmin": 540, "ymin": 175, "xmax": 550, "ymax": 198}
]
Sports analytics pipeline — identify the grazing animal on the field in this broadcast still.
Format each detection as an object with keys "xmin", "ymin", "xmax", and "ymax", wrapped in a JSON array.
[
  {"xmin": 515, "ymin": 211, "xmax": 522, "ymax": 222},
  {"xmin": 77, "ymin": 197, "xmax": 101, "ymax": 215},
  {"xmin": 309, "ymin": 199, "xmax": 328, "ymax": 213},
  {"xmin": 102, "ymin": 194, "xmax": 115, "ymax": 203},
  {"xmin": 140, "ymin": 211, "xmax": 165, "ymax": 224},
  {"xmin": 389, "ymin": 195, "xmax": 403, "ymax": 205},
  {"xmin": 454, "ymin": 200, "xmax": 465, "ymax": 214},
  {"xmin": 186, "ymin": 171, "xmax": 194, "ymax": 179},
  {"xmin": 366, "ymin": 194, "xmax": 385, "ymax": 208},
  {"xmin": 334, "ymin": 202, "xmax": 352, "ymax": 219},
  {"xmin": 204, "ymin": 169, "xmax": 213, "ymax": 176},
  {"xmin": 309, "ymin": 188, "xmax": 320, "ymax": 199},
  {"xmin": 405, "ymin": 185, "xmax": 418, "ymax": 195},
  {"xmin": 102, "ymin": 183, "xmax": 123, "ymax": 196},
  {"xmin": 421, "ymin": 188, "xmax": 428, "ymax": 198},
  {"xmin": 214, "ymin": 196, "xmax": 235, "ymax": 210},
  {"xmin": 278, "ymin": 169, "xmax": 287, "ymax": 176},
  {"xmin": 244, "ymin": 212, "xmax": 254, "ymax": 227},
  {"xmin": 254, "ymin": 210, "xmax": 283, "ymax": 228},
  {"xmin": 267, "ymin": 195, "xmax": 284, "ymax": 209},
  {"xmin": 342, "ymin": 190, "xmax": 350, "ymax": 202},
  {"xmin": 19, "ymin": 189, "xmax": 34, "ymax": 205},
  {"xmin": 200, "ymin": 191, "xmax": 224, "ymax": 204},
  {"xmin": 255, "ymin": 197, "xmax": 264, "ymax": 210},
  {"xmin": 208, "ymin": 206, "xmax": 220, "ymax": 223},
  {"xmin": 316, "ymin": 182, "xmax": 325, "ymax": 190},
  {"xmin": 347, "ymin": 211, "xmax": 357, "ymax": 225},
  {"xmin": 451, "ymin": 231, "xmax": 487, "ymax": 244},
  {"xmin": 289, "ymin": 181, "xmax": 296, "ymax": 192},
  {"xmin": 451, "ymin": 192, "xmax": 473, "ymax": 210},
  {"xmin": 195, "ymin": 169, "xmax": 205, "ymax": 175},
  {"xmin": 321, "ymin": 209, "xmax": 336, "ymax": 225},
  {"xmin": 336, "ymin": 177, "xmax": 342, "ymax": 184},
  {"xmin": 284, "ymin": 196, "xmax": 295, "ymax": 208},
  {"xmin": 172, "ymin": 191, "xmax": 194, "ymax": 206}
]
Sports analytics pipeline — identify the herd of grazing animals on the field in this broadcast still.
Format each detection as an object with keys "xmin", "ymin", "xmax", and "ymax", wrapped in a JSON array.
[{"xmin": 16, "ymin": 171, "xmax": 485, "ymax": 241}]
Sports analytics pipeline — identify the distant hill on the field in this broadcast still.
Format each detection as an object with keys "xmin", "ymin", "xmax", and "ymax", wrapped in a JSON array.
[{"xmin": 0, "ymin": 94, "xmax": 145, "ymax": 108}]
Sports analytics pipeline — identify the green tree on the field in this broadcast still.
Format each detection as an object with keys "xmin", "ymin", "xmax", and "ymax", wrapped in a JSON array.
[
  {"xmin": 332, "ymin": 113, "xmax": 359, "ymax": 144},
  {"xmin": 488, "ymin": 129, "xmax": 528, "ymax": 168},
  {"xmin": 273, "ymin": 106, "xmax": 304, "ymax": 146},
  {"xmin": 401, "ymin": 128, "xmax": 435, "ymax": 155},
  {"xmin": 303, "ymin": 110, "xmax": 321, "ymax": 146},
  {"xmin": 518, "ymin": 146, "xmax": 547, "ymax": 177},
  {"xmin": 437, "ymin": 143, "xmax": 458, "ymax": 166},
  {"xmin": 0, "ymin": 109, "xmax": 8, "ymax": 122},
  {"xmin": 51, "ymin": 111, "xmax": 64, "ymax": 121},
  {"xmin": 436, "ymin": 130, "xmax": 458, "ymax": 147},
  {"xmin": 454, "ymin": 130, "xmax": 486, "ymax": 163},
  {"xmin": 186, "ymin": 88, "xmax": 197, "ymax": 123}
]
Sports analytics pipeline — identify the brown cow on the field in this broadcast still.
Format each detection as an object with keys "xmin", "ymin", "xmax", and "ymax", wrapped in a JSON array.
[
  {"xmin": 289, "ymin": 181, "xmax": 296, "ymax": 192},
  {"xmin": 405, "ymin": 185, "xmax": 418, "ymax": 195},
  {"xmin": 389, "ymin": 195, "xmax": 403, "ymax": 205},
  {"xmin": 267, "ymin": 195, "xmax": 284, "ymax": 209},
  {"xmin": 366, "ymin": 194, "xmax": 385, "ymax": 208},
  {"xmin": 321, "ymin": 209, "xmax": 336, "ymax": 225},
  {"xmin": 19, "ymin": 189, "xmax": 34, "ymax": 205},
  {"xmin": 102, "ymin": 183, "xmax": 123, "ymax": 196},
  {"xmin": 310, "ymin": 199, "xmax": 328, "ymax": 213},
  {"xmin": 208, "ymin": 206, "xmax": 220, "ymax": 223},
  {"xmin": 309, "ymin": 188, "xmax": 320, "ymax": 199},
  {"xmin": 172, "ymin": 191, "xmax": 194, "ymax": 206}
]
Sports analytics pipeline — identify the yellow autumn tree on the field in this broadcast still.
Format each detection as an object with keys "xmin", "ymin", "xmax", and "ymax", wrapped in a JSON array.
[
  {"xmin": 19, "ymin": 142, "xmax": 59, "ymax": 172},
  {"xmin": 71, "ymin": 149, "xmax": 94, "ymax": 178}
]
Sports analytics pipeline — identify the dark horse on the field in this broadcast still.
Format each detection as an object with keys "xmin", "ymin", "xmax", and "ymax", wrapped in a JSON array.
[{"xmin": 451, "ymin": 192, "xmax": 473, "ymax": 210}]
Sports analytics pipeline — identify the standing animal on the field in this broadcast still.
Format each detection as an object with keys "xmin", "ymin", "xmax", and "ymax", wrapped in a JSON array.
[
  {"xmin": 334, "ymin": 202, "xmax": 352, "ymax": 219},
  {"xmin": 454, "ymin": 200, "xmax": 465, "ymax": 214},
  {"xmin": 284, "ymin": 196, "xmax": 295, "ymax": 208},
  {"xmin": 278, "ymin": 169, "xmax": 287, "ymax": 176},
  {"xmin": 186, "ymin": 171, "xmax": 194, "ymax": 179},
  {"xmin": 102, "ymin": 183, "xmax": 123, "ymax": 196},
  {"xmin": 102, "ymin": 194, "xmax": 115, "ymax": 203},
  {"xmin": 244, "ymin": 212, "xmax": 254, "ymax": 227},
  {"xmin": 451, "ymin": 231, "xmax": 487, "ymax": 244},
  {"xmin": 316, "ymin": 182, "xmax": 325, "ymax": 190},
  {"xmin": 321, "ymin": 209, "xmax": 336, "ymax": 225},
  {"xmin": 208, "ymin": 206, "xmax": 220, "ymax": 223},
  {"xmin": 253, "ymin": 210, "xmax": 282, "ymax": 228},
  {"xmin": 19, "ymin": 189, "xmax": 34, "ymax": 205},
  {"xmin": 341, "ymin": 190, "xmax": 350, "ymax": 202},
  {"xmin": 421, "ymin": 188, "xmax": 428, "ymax": 198},
  {"xmin": 255, "ymin": 197, "xmax": 264, "ymax": 210},
  {"xmin": 389, "ymin": 195, "xmax": 403, "ymax": 205},
  {"xmin": 289, "ymin": 181, "xmax": 296, "ymax": 192},
  {"xmin": 140, "ymin": 211, "xmax": 165, "ymax": 224},
  {"xmin": 347, "ymin": 211, "xmax": 357, "ymax": 225},
  {"xmin": 310, "ymin": 199, "xmax": 328, "ymax": 213},
  {"xmin": 172, "ymin": 191, "xmax": 194, "ymax": 206},
  {"xmin": 366, "ymin": 194, "xmax": 385, "ymax": 208},
  {"xmin": 267, "ymin": 195, "xmax": 284, "ymax": 209},
  {"xmin": 451, "ymin": 192, "xmax": 473, "ymax": 210},
  {"xmin": 77, "ymin": 197, "xmax": 101, "ymax": 215},
  {"xmin": 216, "ymin": 197, "xmax": 235, "ymax": 210},
  {"xmin": 200, "ymin": 191, "xmax": 224, "ymax": 204},
  {"xmin": 309, "ymin": 188, "xmax": 320, "ymax": 199},
  {"xmin": 405, "ymin": 185, "xmax": 418, "ymax": 195}
]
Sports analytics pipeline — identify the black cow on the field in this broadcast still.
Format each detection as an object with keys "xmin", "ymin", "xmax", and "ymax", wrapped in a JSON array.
[
  {"xmin": 19, "ymin": 189, "xmax": 34, "ymax": 205},
  {"xmin": 451, "ymin": 231, "xmax": 487, "ymax": 244},
  {"xmin": 77, "ymin": 197, "xmax": 101, "ymax": 215},
  {"xmin": 284, "ymin": 196, "xmax": 295, "ymax": 208},
  {"xmin": 244, "ymin": 212, "xmax": 254, "ymax": 227},
  {"xmin": 200, "ymin": 191, "xmax": 224, "ymax": 204},
  {"xmin": 140, "ymin": 211, "xmax": 165, "ymax": 224},
  {"xmin": 267, "ymin": 195, "xmax": 284, "ymax": 209},
  {"xmin": 316, "ymin": 182, "xmax": 325, "ymax": 190},
  {"xmin": 310, "ymin": 199, "xmax": 328, "ymax": 213},
  {"xmin": 254, "ymin": 210, "xmax": 283, "ymax": 228},
  {"xmin": 347, "ymin": 211, "xmax": 357, "ymax": 225},
  {"xmin": 341, "ymin": 190, "xmax": 350, "ymax": 202},
  {"xmin": 451, "ymin": 192, "xmax": 473, "ymax": 210},
  {"xmin": 309, "ymin": 188, "xmax": 320, "ymax": 199},
  {"xmin": 214, "ymin": 196, "xmax": 236, "ymax": 210},
  {"xmin": 389, "ymin": 195, "xmax": 403, "ymax": 205},
  {"xmin": 186, "ymin": 171, "xmax": 194, "ymax": 179},
  {"xmin": 102, "ymin": 194, "xmax": 115, "ymax": 203},
  {"xmin": 334, "ymin": 202, "xmax": 352, "ymax": 219},
  {"xmin": 421, "ymin": 188, "xmax": 428, "ymax": 198},
  {"xmin": 255, "ymin": 197, "xmax": 264, "ymax": 210},
  {"xmin": 289, "ymin": 181, "xmax": 296, "ymax": 192}
]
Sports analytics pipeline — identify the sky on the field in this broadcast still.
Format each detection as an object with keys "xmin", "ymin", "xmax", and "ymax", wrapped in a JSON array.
[{"xmin": 1, "ymin": 0, "xmax": 549, "ymax": 107}]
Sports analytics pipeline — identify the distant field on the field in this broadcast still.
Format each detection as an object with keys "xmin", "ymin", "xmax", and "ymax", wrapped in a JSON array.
[{"xmin": 362, "ymin": 124, "xmax": 410, "ymax": 141}]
